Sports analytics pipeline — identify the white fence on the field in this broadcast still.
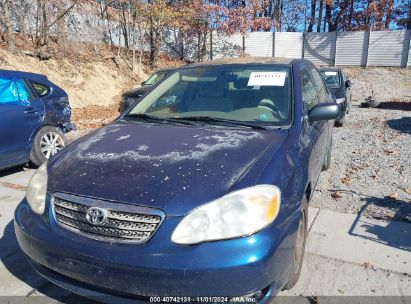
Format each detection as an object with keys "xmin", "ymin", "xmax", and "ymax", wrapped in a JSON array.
[{"xmin": 213, "ymin": 30, "xmax": 411, "ymax": 68}]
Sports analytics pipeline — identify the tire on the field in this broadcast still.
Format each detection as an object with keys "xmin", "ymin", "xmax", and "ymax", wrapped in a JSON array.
[
  {"xmin": 283, "ymin": 204, "xmax": 307, "ymax": 290},
  {"xmin": 30, "ymin": 126, "xmax": 67, "ymax": 167},
  {"xmin": 322, "ymin": 139, "xmax": 332, "ymax": 171},
  {"xmin": 334, "ymin": 111, "xmax": 345, "ymax": 127}
]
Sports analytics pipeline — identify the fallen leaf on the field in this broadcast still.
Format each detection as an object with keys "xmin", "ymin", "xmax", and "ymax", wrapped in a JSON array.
[
  {"xmin": 403, "ymin": 189, "xmax": 411, "ymax": 195},
  {"xmin": 384, "ymin": 149, "xmax": 396, "ymax": 155},
  {"xmin": 331, "ymin": 191, "xmax": 343, "ymax": 199},
  {"xmin": 341, "ymin": 176, "xmax": 350, "ymax": 185},
  {"xmin": 389, "ymin": 192, "xmax": 398, "ymax": 200},
  {"xmin": 337, "ymin": 289, "xmax": 345, "ymax": 294},
  {"xmin": 363, "ymin": 261, "xmax": 372, "ymax": 269}
]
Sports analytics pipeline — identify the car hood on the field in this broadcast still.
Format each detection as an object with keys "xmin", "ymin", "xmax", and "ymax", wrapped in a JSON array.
[
  {"xmin": 48, "ymin": 122, "xmax": 288, "ymax": 216},
  {"xmin": 123, "ymin": 86, "xmax": 150, "ymax": 98}
]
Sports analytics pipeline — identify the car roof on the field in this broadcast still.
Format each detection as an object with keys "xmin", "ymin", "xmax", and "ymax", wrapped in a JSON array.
[
  {"xmin": 184, "ymin": 57, "xmax": 301, "ymax": 68},
  {"xmin": 0, "ymin": 69, "xmax": 49, "ymax": 82},
  {"xmin": 156, "ymin": 67, "xmax": 177, "ymax": 73}
]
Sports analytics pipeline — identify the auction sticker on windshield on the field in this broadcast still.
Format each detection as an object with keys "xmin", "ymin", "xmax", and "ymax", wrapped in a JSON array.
[
  {"xmin": 325, "ymin": 71, "xmax": 338, "ymax": 76},
  {"xmin": 247, "ymin": 72, "xmax": 286, "ymax": 86}
]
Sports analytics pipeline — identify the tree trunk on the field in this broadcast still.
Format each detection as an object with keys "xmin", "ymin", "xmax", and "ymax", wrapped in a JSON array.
[
  {"xmin": 384, "ymin": 0, "xmax": 394, "ymax": 29},
  {"xmin": 317, "ymin": 0, "xmax": 323, "ymax": 32},
  {"xmin": 209, "ymin": 29, "xmax": 213, "ymax": 60},
  {"xmin": 2, "ymin": 0, "xmax": 15, "ymax": 53},
  {"xmin": 17, "ymin": 0, "xmax": 27, "ymax": 43},
  {"xmin": 408, "ymin": 2, "xmax": 411, "ymax": 30},
  {"xmin": 325, "ymin": 2, "xmax": 332, "ymax": 32},
  {"xmin": 348, "ymin": 0, "xmax": 354, "ymax": 30},
  {"xmin": 56, "ymin": 0, "xmax": 66, "ymax": 51},
  {"xmin": 197, "ymin": 31, "xmax": 201, "ymax": 62},
  {"xmin": 121, "ymin": 7, "xmax": 129, "ymax": 49},
  {"xmin": 307, "ymin": 0, "xmax": 317, "ymax": 32},
  {"xmin": 149, "ymin": 18, "xmax": 155, "ymax": 67},
  {"xmin": 274, "ymin": 0, "xmax": 282, "ymax": 31}
]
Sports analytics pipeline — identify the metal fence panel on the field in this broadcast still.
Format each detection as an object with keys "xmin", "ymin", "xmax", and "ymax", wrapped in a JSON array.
[
  {"xmin": 303, "ymin": 32, "xmax": 337, "ymax": 66},
  {"xmin": 244, "ymin": 32, "xmax": 273, "ymax": 57},
  {"xmin": 335, "ymin": 31, "xmax": 369, "ymax": 66},
  {"xmin": 273, "ymin": 32, "xmax": 303, "ymax": 59},
  {"xmin": 367, "ymin": 30, "xmax": 410, "ymax": 67}
]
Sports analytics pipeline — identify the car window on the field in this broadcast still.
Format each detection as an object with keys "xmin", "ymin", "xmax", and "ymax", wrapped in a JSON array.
[
  {"xmin": 30, "ymin": 81, "xmax": 50, "ymax": 97},
  {"xmin": 129, "ymin": 65, "xmax": 292, "ymax": 126},
  {"xmin": 311, "ymin": 67, "xmax": 329, "ymax": 102},
  {"xmin": 0, "ymin": 76, "xmax": 31, "ymax": 105},
  {"xmin": 145, "ymin": 71, "xmax": 167, "ymax": 86},
  {"xmin": 320, "ymin": 70, "xmax": 341, "ymax": 88},
  {"xmin": 301, "ymin": 67, "xmax": 319, "ymax": 111}
]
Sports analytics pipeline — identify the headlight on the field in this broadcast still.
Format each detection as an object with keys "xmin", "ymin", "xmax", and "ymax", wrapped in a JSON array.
[
  {"xmin": 171, "ymin": 185, "xmax": 281, "ymax": 245},
  {"xmin": 335, "ymin": 98, "xmax": 345, "ymax": 104},
  {"xmin": 26, "ymin": 162, "xmax": 48, "ymax": 214}
]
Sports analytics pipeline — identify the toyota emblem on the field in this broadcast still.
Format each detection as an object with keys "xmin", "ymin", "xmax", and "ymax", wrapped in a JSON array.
[{"xmin": 86, "ymin": 207, "xmax": 108, "ymax": 226}]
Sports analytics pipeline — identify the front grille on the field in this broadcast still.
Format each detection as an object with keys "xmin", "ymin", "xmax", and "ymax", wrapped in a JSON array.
[{"xmin": 52, "ymin": 196, "xmax": 163, "ymax": 244}]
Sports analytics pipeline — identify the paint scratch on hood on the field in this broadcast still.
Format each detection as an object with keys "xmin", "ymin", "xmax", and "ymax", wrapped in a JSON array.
[{"xmin": 83, "ymin": 130, "xmax": 263, "ymax": 163}]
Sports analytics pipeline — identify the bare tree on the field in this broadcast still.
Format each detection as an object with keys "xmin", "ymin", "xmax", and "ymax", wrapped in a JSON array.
[
  {"xmin": 1, "ymin": 0, "xmax": 15, "ymax": 53},
  {"xmin": 317, "ymin": 0, "xmax": 323, "ymax": 32},
  {"xmin": 307, "ymin": 0, "xmax": 316, "ymax": 32}
]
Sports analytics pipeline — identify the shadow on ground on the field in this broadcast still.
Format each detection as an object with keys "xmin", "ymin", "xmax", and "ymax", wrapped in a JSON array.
[
  {"xmin": 348, "ymin": 196, "xmax": 411, "ymax": 252},
  {"xmin": 386, "ymin": 116, "xmax": 411, "ymax": 135},
  {"xmin": 379, "ymin": 101, "xmax": 411, "ymax": 111},
  {"xmin": 0, "ymin": 165, "xmax": 32, "ymax": 179}
]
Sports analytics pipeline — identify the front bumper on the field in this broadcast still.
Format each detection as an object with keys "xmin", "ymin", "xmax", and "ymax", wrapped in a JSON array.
[{"xmin": 15, "ymin": 199, "xmax": 299, "ymax": 300}]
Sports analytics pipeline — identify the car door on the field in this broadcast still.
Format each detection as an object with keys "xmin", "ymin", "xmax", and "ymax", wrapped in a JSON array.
[
  {"xmin": 300, "ymin": 65, "xmax": 325, "ymax": 185},
  {"xmin": 310, "ymin": 66, "xmax": 334, "ymax": 174},
  {"xmin": 0, "ymin": 76, "xmax": 45, "ymax": 166}
]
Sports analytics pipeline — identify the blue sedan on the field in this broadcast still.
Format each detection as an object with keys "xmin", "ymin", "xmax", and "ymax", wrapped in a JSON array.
[
  {"xmin": 0, "ymin": 70, "xmax": 75, "ymax": 169},
  {"xmin": 15, "ymin": 58, "xmax": 339, "ymax": 302}
]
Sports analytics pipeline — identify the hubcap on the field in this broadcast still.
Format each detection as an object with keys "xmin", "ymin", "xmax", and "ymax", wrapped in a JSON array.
[{"xmin": 40, "ymin": 132, "xmax": 65, "ymax": 159}]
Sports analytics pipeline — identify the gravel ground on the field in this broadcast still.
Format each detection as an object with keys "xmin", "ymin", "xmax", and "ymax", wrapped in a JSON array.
[{"xmin": 311, "ymin": 103, "xmax": 411, "ymax": 222}]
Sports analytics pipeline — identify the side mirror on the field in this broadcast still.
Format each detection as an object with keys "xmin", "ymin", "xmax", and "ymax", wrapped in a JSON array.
[
  {"xmin": 308, "ymin": 103, "xmax": 340, "ymax": 122},
  {"xmin": 141, "ymin": 81, "xmax": 146, "ymax": 86},
  {"xmin": 345, "ymin": 80, "xmax": 351, "ymax": 88}
]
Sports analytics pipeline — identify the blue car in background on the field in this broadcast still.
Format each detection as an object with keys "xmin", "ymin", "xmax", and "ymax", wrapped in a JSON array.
[
  {"xmin": 15, "ymin": 58, "xmax": 339, "ymax": 302},
  {"xmin": 0, "ymin": 70, "xmax": 74, "ymax": 169}
]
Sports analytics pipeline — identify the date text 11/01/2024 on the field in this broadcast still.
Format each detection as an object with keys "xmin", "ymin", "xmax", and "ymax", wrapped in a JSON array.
[{"xmin": 150, "ymin": 297, "xmax": 257, "ymax": 303}]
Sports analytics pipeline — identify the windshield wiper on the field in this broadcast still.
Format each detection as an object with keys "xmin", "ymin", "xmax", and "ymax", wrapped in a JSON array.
[
  {"xmin": 123, "ymin": 113, "xmax": 198, "ymax": 126},
  {"xmin": 172, "ymin": 116, "xmax": 269, "ymax": 130}
]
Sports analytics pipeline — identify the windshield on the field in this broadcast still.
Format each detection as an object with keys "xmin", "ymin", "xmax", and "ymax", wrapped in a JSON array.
[
  {"xmin": 128, "ymin": 65, "xmax": 292, "ymax": 127},
  {"xmin": 320, "ymin": 71, "xmax": 341, "ymax": 88},
  {"xmin": 145, "ymin": 71, "xmax": 167, "ymax": 86}
]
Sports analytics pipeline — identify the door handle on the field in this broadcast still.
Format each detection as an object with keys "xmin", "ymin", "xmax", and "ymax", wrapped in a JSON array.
[{"xmin": 24, "ymin": 107, "xmax": 38, "ymax": 114}]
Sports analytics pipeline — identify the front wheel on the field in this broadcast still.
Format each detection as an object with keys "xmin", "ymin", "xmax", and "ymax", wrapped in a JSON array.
[
  {"xmin": 30, "ymin": 126, "xmax": 67, "ymax": 166},
  {"xmin": 283, "ymin": 205, "xmax": 307, "ymax": 290}
]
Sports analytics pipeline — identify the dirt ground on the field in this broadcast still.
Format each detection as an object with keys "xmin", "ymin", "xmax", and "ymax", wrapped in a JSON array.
[{"xmin": 343, "ymin": 67, "xmax": 411, "ymax": 103}]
